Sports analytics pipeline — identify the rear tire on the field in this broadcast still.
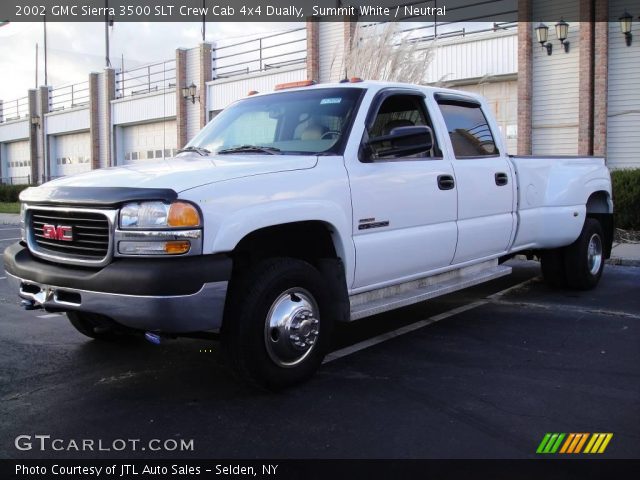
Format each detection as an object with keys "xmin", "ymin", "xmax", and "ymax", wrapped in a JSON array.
[
  {"xmin": 222, "ymin": 258, "xmax": 333, "ymax": 390},
  {"xmin": 540, "ymin": 248, "xmax": 567, "ymax": 288},
  {"xmin": 564, "ymin": 218, "xmax": 605, "ymax": 290},
  {"xmin": 67, "ymin": 312, "xmax": 127, "ymax": 341}
]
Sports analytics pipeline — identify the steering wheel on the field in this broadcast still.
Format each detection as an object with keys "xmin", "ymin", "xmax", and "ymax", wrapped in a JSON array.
[{"xmin": 321, "ymin": 131, "xmax": 340, "ymax": 140}]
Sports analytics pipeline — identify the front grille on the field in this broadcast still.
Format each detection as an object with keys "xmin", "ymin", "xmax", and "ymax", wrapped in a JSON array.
[{"xmin": 29, "ymin": 208, "xmax": 111, "ymax": 263}]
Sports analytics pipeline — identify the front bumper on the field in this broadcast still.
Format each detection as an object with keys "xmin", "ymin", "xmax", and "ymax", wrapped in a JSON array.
[{"xmin": 3, "ymin": 243, "xmax": 231, "ymax": 333}]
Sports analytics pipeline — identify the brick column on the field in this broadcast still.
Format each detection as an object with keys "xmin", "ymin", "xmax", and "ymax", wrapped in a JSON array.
[
  {"xmin": 27, "ymin": 89, "xmax": 38, "ymax": 183},
  {"xmin": 102, "ymin": 68, "xmax": 116, "ymax": 167},
  {"xmin": 88, "ymin": 72, "xmax": 100, "ymax": 170},
  {"xmin": 593, "ymin": 0, "xmax": 608, "ymax": 158},
  {"xmin": 578, "ymin": 0, "xmax": 595, "ymax": 156},
  {"xmin": 516, "ymin": 0, "xmax": 533, "ymax": 155},
  {"xmin": 176, "ymin": 48, "xmax": 187, "ymax": 149},
  {"xmin": 199, "ymin": 43, "xmax": 213, "ymax": 129},
  {"xmin": 37, "ymin": 86, "xmax": 50, "ymax": 182},
  {"xmin": 306, "ymin": 19, "xmax": 319, "ymax": 82}
]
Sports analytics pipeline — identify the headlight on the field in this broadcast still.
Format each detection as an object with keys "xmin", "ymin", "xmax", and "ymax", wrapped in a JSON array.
[{"xmin": 119, "ymin": 201, "xmax": 201, "ymax": 229}]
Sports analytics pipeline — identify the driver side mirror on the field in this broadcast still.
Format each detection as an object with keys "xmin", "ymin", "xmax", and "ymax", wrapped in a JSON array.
[{"xmin": 363, "ymin": 126, "xmax": 434, "ymax": 161}]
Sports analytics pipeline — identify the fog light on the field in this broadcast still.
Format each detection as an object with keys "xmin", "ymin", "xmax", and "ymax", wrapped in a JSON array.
[{"xmin": 118, "ymin": 241, "xmax": 191, "ymax": 255}]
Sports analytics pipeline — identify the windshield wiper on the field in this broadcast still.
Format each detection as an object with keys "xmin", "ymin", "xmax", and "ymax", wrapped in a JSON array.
[
  {"xmin": 177, "ymin": 146, "xmax": 211, "ymax": 156},
  {"xmin": 217, "ymin": 145, "xmax": 281, "ymax": 155}
]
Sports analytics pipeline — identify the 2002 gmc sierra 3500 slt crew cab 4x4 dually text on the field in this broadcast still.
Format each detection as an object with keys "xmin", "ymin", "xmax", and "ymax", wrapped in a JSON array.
[{"xmin": 3, "ymin": 80, "xmax": 613, "ymax": 389}]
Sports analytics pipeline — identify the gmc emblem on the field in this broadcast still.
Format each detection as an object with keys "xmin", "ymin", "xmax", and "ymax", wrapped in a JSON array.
[{"xmin": 42, "ymin": 224, "xmax": 73, "ymax": 242}]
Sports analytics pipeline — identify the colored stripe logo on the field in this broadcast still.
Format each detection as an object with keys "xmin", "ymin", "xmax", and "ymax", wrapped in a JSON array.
[{"xmin": 536, "ymin": 433, "xmax": 613, "ymax": 454}]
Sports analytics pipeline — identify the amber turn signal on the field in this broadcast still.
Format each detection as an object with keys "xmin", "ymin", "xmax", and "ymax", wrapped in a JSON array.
[
  {"xmin": 164, "ymin": 240, "xmax": 191, "ymax": 255},
  {"xmin": 167, "ymin": 202, "xmax": 201, "ymax": 228}
]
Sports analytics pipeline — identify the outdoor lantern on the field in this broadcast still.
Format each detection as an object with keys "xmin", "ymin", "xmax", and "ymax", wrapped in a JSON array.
[
  {"xmin": 555, "ymin": 19, "xmax": 570, "ymax": 53},
  {"xmin": 182, "ymin": 82, "xmax": 197, "ymax": 104},
  {"xmin": 535, "ymin": 23, "xmax": 552, "ymax": 55},
  {"xmin": 619, "ymin": 12, "xmax": 633, "ymax": 46}
]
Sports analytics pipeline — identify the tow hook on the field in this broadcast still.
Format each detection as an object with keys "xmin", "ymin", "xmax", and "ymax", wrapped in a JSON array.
[
  {"xmin": 21, "ymin": 299, "xmax": 42, "ymax": 311},
  {"xmin": 144, "ymin": 332, "xmax": 162, "ymax": 345}
]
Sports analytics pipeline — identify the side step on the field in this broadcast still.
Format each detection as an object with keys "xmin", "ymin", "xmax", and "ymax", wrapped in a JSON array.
[{"xmin": 349, "ymin": 260, "xmax": 512, "ymax": 321}]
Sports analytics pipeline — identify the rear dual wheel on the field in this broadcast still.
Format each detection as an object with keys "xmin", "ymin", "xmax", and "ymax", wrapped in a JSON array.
[{"xmin": 541, "ymin": 218, "xmax": 605, "ymax": 290}]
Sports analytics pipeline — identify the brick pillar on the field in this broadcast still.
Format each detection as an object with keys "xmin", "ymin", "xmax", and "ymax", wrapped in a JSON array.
[
  {"xmin": 199, "ymin": 43, "xmax": 212, "ymax": 129},
  {"xmin": 516, "ymin": 0, "xmax": 533, "ymax": 155},
  {"xmin": 27, "ymin": 89, "xmax": 38, "ymax": 183},
  {"xmin": 306, "ymin": 19, "xmax": 319, "ymax": 82},
  {"xmin": 593, "ymin": 0, "xmax": 608, "ymax": 158},
  {"xmin": 102, "ymin": 68, "xmax": 116, "ymax": 167},
  {"xmin": 176, "ymin": 48, "xmax": 187, "ymax": 149},
  {"xmin": 578, "ymin": 0, "xmax": 595, "ymax": 156},
  {"xmin": 37, "ymin": 86, "xmax": 50, "ymax": 182},
  {"xmin": 88, "ymin": 72, "xmax": 100, "ymax": 170}
]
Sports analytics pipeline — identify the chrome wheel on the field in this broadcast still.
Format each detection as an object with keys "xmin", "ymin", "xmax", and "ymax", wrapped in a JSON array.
[
  {"xmin": 264, "ymin": 288, "xmax": 320, "ymax": 368},
  {"xmin": 587, "ymin": 233, "xmax": 603, "ymax": 276}
]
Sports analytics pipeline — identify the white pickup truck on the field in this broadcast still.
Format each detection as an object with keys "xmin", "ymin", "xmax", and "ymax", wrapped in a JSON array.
[{"xmin": 4, "ymin": 80, "xmax": 613, "ymax": 388}]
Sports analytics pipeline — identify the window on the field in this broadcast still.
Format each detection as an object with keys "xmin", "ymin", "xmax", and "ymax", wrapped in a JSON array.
[
  {"xmin": 365, "ymin": 93, "xmax": 440, "ymax": 161},
  {"xmin": 186, "ymin": 88, "xmax": 364, "ymax": 156},
  {"xmin": 437, "ymin": 99, "xmax": 498, "ymax": 157}
]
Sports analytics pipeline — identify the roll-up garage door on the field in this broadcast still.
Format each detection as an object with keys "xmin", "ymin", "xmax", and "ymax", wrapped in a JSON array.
[
  {"xmin": 53, "ymin": 131, "xmax": 91, "ymax": 177},
  {"xmin": 4, "ymin": 140, "xmax": 31, "ymax": 184},
  {"xmin": 122, "ymin": 120, "xmax": 177, "ymax": 165}
]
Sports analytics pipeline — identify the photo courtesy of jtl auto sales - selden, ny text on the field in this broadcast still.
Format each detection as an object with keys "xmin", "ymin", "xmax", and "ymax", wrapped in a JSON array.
[{"xmin": 0, "ymin": 0, "xmax": 639, "ymax": 479}]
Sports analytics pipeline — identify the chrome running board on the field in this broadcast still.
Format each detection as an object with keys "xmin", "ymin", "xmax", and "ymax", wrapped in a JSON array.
[{"xmin": 349, "ymin": 259, "xmax": 511, "ymax": 321}]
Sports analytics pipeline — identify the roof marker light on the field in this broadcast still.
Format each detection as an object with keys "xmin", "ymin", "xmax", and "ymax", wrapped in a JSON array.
[{"xmin": 274, "ymin": 80, "xmax": 316, "ymax": 91}]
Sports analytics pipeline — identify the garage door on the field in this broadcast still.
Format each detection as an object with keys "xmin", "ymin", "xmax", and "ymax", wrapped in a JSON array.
[
  {"xmin": 4, "ymin": 140, "xmax": 31, "ymax": 184},
  {"xmin": 122, "ymin": 120, "xmax": 177, "ymax": 165},
  {"xmin": 53, "ymin": 131, "xmax": 91, "ymax": 177}
]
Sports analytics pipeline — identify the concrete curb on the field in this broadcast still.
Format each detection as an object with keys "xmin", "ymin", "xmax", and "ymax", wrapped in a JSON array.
[
  {"xmin": 607, "ymin": 257, "xmax": 640, "ymax": 267},
  {"xmin": 0, "ymin": 215, "xmax": 20, "ymax": 225}
]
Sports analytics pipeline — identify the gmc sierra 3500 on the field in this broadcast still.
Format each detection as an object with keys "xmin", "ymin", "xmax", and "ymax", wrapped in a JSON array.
[{"xmin": 3, "ymin": 80, "xmax": 613, "ymax": 389}]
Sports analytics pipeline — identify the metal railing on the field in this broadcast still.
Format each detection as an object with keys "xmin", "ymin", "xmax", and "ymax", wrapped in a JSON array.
[
  {"xmin": 214, "ymin": 27, "xmax": 307, "ymax": 79},
  {"xmin": 1, "ymin": 96, "xmax": 29, "ymax": 123},
  {"xmin": 50, "ymin": 81, "xmax": 90, "ymax": 111},
  {"xmin": 0, "ymin": 175, "xmax": 31, "ymax": 185},
  {"xmin": 116, "ymin": 59, "xmax": 177, "ymax": 98}
]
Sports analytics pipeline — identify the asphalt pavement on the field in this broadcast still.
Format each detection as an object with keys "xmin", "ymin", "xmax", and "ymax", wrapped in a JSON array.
[{"xmin": 0, "ymin": 224, "xmax": 638, "ymax": 460}]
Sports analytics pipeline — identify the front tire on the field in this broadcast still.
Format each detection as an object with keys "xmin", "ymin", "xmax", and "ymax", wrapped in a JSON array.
[
  {"xmin": 564, "ymin": 218, "xmax": 605, "ymax": 290},
  {"xmin": 67, "ymin": 311, "xmax": 125, "ymax": 341},
  {"xmin": 222, "ymin": 258, "xmax": 333, "ymax": 390}
]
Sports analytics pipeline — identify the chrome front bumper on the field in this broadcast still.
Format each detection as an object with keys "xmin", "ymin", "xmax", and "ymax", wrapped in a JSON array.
[{"xmin": 7, "ymin": 272, "xmax": 228, "ymax": 333}]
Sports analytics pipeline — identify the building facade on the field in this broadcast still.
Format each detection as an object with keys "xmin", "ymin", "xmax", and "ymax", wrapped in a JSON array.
[{"xmin": 0, "ymin": 0, "xmax": 638, "ymax": 184}]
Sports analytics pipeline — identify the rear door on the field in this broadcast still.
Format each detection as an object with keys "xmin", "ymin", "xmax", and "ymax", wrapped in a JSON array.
[
  {"xmin": 347, "ymin": 89, "xmax": 458, "ymax": 289},
  {"xmin": 435, "ymin": 93, "xmax": 515, "ymax": 264}
]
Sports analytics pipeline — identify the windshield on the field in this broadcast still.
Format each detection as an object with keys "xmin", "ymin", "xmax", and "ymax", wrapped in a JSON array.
[{"xmin": 184, "ymin": 87, "xmax": 365, "ymax": 156}]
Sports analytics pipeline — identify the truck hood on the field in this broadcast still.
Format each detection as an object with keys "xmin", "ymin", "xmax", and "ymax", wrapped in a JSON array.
[{"xmin": 45, "ymin": 154, "xmax": 318, "ymax": 192}]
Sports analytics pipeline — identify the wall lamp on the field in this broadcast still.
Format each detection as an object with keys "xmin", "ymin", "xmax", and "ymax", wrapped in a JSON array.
[
  {"xmin": 535, "ymin": 20, "xmax": 570, "ymax": 55},
  {"xmin": 181, "ymin": 82, "xmax": 198, "ymax": 104},
  {"xmin": 535, "ymin": 23, "xmax": 553, "ymax": 55},
  {"xmin": 619, "ymin": 12, "xmax": 633, "ymax": 46},
  {"xmin": 555, "ymin": 19, "xmax": 570, "ymax": 53}
]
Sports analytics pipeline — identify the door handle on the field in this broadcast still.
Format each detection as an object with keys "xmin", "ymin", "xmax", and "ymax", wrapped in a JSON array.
[
  {"xmin": 495, "ymin": 172, "xmax": 509, "ymax": 186},
  {"xmin": 437, "ymin": 174, "xmax": 455, "ymax": 190}
]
